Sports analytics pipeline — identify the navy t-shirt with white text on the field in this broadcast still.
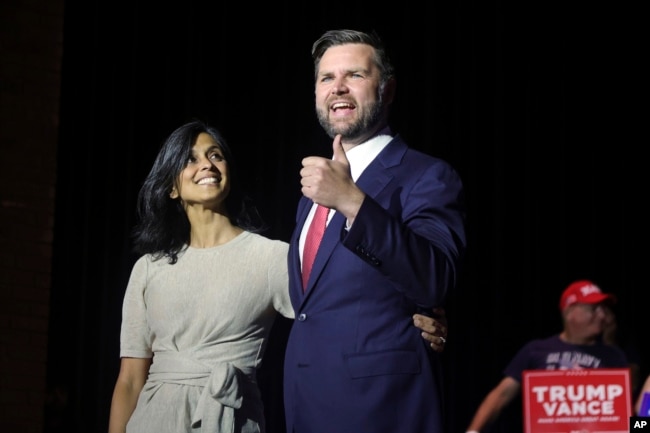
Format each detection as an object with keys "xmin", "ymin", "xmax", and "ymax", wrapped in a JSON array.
[{"xmin": 504, "ymin": 334, "xmax": 628, "ymax": 382}]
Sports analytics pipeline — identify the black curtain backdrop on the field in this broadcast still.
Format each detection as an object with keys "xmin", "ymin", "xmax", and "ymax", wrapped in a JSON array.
[{"xmin": 46, "ymin": 2, "xmax": 644, "ymax": 433}]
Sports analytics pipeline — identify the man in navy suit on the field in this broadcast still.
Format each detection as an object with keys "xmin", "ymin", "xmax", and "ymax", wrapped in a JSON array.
[{"xmin": 283, "ymin": 29, "xmax": 467, "ymax": 433}]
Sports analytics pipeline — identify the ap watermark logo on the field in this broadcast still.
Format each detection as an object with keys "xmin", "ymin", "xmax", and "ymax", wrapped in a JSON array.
[{"xmin": 631, "ymin": 417, "xmax": 650, "ymax": 431}]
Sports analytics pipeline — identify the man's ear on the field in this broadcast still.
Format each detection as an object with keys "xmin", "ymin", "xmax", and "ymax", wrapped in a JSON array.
[{"xmin": 383, "ymin": 77, "xmax": 396, "ymax": 105}]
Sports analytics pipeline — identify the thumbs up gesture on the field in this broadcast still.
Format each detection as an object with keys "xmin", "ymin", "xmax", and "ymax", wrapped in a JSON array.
[
  {"xmin": 300, "ymin": 134, "xmax": 365, "ymax": 222},
  {"xmin": 330, "ymin": 133, "xmax": 350, "ymax": 168}
]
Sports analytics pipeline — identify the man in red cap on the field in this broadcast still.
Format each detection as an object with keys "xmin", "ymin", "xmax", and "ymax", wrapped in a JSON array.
[{"xmin": 464, "ymin": 279, "xmax": 628, "ymax": 433}]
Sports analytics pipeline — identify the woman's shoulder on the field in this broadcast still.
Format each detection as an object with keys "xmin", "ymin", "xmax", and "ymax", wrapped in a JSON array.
[
  {"xmin": 241, "ymin": 231, "xmax": 289, "ymax": 253},
  {"xmin": 244, "ymin": 231, "xmax": 288, "ymax": 246}
]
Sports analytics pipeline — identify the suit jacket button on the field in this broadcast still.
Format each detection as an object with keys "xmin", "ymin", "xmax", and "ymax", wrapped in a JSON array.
[{"xmin": 298, "ymin": 313, "xmax": 307, "ymax": 321}]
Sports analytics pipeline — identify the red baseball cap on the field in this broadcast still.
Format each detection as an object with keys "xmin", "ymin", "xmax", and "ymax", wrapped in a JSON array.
[{"xmin": 559, "ymin": 280, "xmax": 617, "ymax": 311}]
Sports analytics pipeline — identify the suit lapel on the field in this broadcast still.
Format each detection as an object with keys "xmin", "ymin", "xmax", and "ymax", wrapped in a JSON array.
[
  {"xmin": 356, "ymin": 135, "xmax": 406, "ymax": 192},
  {"xmin": 291, "ymin": 197, "xmax": 313, "ymax": 297}
]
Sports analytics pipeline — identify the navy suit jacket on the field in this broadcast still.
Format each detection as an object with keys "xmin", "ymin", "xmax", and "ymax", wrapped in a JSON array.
[{"xmin": 283, "ymin": 135, "xmax": 466, "ymax": 433}]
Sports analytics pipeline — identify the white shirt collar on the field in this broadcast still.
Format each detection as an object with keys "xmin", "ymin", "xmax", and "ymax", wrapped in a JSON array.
[{"xmin": 346, "ymin": 127, "xmax": 393, "ymax": 181}]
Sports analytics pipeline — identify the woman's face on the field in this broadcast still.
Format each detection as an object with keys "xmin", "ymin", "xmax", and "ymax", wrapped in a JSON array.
[{"xmin": 170, "ymin": 132, "xmax": 230, "ymax": 211}]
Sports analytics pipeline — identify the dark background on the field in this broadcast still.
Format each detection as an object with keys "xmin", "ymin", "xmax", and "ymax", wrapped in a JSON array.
[{"xmin": 46, "ymin": 1, "xmax": 645, "ymax": 432}]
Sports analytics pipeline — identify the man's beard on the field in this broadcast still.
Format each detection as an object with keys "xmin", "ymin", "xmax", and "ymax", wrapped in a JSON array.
[{"xmin": 316, "ymin": 97, "xmax": 384, "ymax": 141}]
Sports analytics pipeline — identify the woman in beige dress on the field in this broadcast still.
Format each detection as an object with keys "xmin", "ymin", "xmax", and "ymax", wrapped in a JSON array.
[{"xmin": 108, "ymin": 120, "xmax": 294, "ymax": 433}]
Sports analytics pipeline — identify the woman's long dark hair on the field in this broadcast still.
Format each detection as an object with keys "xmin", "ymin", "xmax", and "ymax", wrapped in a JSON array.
[{"xmin": 131, "ymin": 120, "xmax": 265, "ymax": 263}]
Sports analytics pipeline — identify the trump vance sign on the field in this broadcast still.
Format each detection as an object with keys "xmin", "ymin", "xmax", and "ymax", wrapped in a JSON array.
[{"xmin": 522, "ymin": 368, "xmax": 632, "ymax": 433}]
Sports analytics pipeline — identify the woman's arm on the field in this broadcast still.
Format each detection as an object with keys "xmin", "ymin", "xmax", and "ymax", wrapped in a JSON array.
[{"xmin": 108, "ymin": 357, "xmax": 151, "ymax": 433}]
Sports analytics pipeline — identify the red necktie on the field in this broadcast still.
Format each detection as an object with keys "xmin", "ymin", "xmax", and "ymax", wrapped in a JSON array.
[{"xmin": 302, "ymin": 204, "xmax": 329, "ymax": 289}]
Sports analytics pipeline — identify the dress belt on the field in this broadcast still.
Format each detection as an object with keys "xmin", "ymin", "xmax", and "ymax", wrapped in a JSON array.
[{"xmin": 147, "ymin": 351, "xmax": 252, "ymax": 432}]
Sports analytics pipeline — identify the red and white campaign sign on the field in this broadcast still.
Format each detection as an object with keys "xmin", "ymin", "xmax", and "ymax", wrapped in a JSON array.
[{"xmin": 522, "ymin": 368, "xmax": 632, "ymax": 433}]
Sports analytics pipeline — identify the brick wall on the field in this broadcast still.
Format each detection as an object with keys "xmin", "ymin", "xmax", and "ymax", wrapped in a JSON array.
[{"xmin": 0, "ymin": 1, "xmax": 64, "ymax": 432}]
